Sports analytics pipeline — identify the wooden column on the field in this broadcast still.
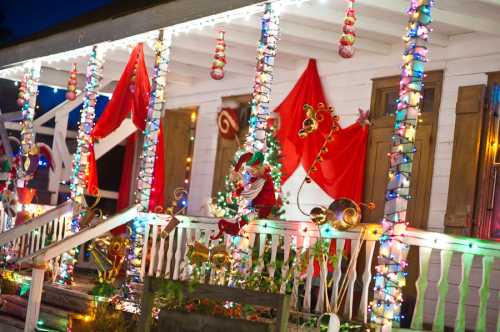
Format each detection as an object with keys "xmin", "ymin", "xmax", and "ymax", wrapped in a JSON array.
[{"xmin": 24, "ymin": 261, "xmax": 45, "ymax": 332}]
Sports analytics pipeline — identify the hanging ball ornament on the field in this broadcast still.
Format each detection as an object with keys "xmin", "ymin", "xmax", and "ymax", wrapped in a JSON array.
[
  {"xmin": 338, "ymin": 0, "xmax": 356, "ymax": 59},
  {"xmin": 17, "ymin": 79, "xmax": 27, "ymax": 107},
  {"xmin": 210, "ymin": 29, "xmax": 227, "ymax": 80},
  {"xmin": 66, "ymin": 63, "xmax": 78, "ymax": 101}
]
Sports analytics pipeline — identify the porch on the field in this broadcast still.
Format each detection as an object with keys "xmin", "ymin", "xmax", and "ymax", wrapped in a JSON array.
[{"xmin": 0, "ymin": 0, "xmax": 498, "ymax": 331}]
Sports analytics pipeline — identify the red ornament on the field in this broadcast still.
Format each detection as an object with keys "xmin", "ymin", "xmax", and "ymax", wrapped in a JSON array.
[
  {"xmin": 210, "ymin": 29, "xmax": 227, "ymax": 80},
  {"xmin": 16, "ymin": 79, "xmax": 26, "ymax": 107},
  {"xmin": 217, "ymin": 107, "xmax": 239, "ymax": 139},
  {"xmin": 66, "ymin": 63, "xmax": 78, "ymax": 101},
  {"xmin": 339, "ymin": 0, "xmax": 356, "ymax": 59}
]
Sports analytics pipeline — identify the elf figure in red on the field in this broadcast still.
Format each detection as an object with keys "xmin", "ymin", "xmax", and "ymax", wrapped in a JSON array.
[{"xmin": 211, "ymin": 151, "xmax": 276, "ymax": 239}]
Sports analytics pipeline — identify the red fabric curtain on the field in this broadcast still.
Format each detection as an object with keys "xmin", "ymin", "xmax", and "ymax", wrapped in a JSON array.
[
  {"xmin": 275, "ymin": 59, "xmax": 327, "ymax": 184},
  {"xmin": 86, "ymin": 43, "xmax": 165, "ymax": 216},
  {"xmin": 149, "ymin": 122, "xmax": 165, "ymax": 211},
  {"xmin": 92, "ymin": 43, "xmax": 150, "ymax": 137},
  {"xmin": 275, "ymin": 59, "xmax": 368, "ymax": 202}
]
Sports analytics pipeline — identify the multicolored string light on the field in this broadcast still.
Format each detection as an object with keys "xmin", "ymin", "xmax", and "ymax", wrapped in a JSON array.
[
  {"xmin": 17, "ymin": 61, "xmax": 41, "ymax": 185},
  {"xmin": 58, "ymin": 45, "xmax": 105, "ymax": 285},
  {"xmin": 245, "ymin": 2, "xmax": 280, "ymax": 154},
  {"xmin": 127, "ymin": 29, "xmax": 172, "ymax": 292},
  {"xmin": 370, "ymin": 1, "xmax": 433, "ymax": 330}
]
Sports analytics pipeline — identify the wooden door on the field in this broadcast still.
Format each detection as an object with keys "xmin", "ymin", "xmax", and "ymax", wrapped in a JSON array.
[
  {"xmin": 363, "ymin": 71, "xmax": 443, "ymax": 230},
  {"xmin": 211, "ymin": 95, "xmax": 251, "ymax": 197},
  {"xmin": 163, "ymin": 107, "xmax": 197, "ymax": 206}
]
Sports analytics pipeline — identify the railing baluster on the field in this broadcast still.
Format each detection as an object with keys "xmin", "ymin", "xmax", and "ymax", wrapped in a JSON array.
[
  {"xmin": 40, "ymin": 224, "xmax": 47, "ymax": 250},
  {"xmin": 303, "ymin": 237, "xmax": 317, "ymax": 312},
  {"xmin": 343, "ymin": 238, "xmax": 359, "ymax": 320},
  {"xmin": 164, "ymin": 226, "xmax": 176, "ymax": 278},
  {"xmin": 245, "ymin": 233, "xmax": 256, "ymax": 274},
  {"xmin": 359, "ymin": 239, "xmax": 376, "ymax": 323},
  {"xmin": 148, "ymin": 224, "xmax": 159, "ymax": 277},
  {"xmin": 173, "ymin": 227, "xmax": 184, "ymax": 280},
  {"xmin": 291, "ymin": 235, "xmax": 304, "ymax": 309},
  {"xmin": 140, "ymin": 223, "xmax": 151, "ymax": 280},
  {"xmin": 330, "ymin": 239, "xmax": 345, "ymax": 310},
  {"xmin": 433, "ymin": 249, "xmax": 453, "ymax": 332},
  {"xmin": 29, "ymin": 231, "xmax": 36, "ymax": 255},
  {"xmin": 280, "ymin": 233, "xmax": 292, "ymax": 294},
  {"xmin": 156, "ymin": 224, "xmax": 167, "ymax": 278},
  {"xmin": 411, "ymin": 246, "xmax": 432, "ymax": 330},
  {"xmin": 455, "ymin": 253, "xmax": 474, "ymax": 332},
  {"xmin": 268, "ymin": 234, "xmax": 279, "ymax": 279},
  {"xmin": 475, "ymin": 255, "xmax": 494, "ymax": 332},
  {"xmin": 257, "ymin": 233, "xmax": 267, "ymax": 273},
  {"xmin": 181, "ymin": 229, "xmax": 194, "ymax": 280},
  {"xmin": 314, "ymin": 239, "xmax": 328, "ymax": 313}
]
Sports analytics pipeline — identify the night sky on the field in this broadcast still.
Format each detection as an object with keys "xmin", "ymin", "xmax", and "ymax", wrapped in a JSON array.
[{"xmin": 0, "ymin": 0, "xmax": 113, "ymax": 45}]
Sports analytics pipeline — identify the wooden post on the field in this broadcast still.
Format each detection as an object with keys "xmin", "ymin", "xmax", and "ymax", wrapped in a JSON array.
[
  {"xmin": 276, "ymin": 293, "xmax": 290, "ymax": 332},
  {"xmin": 49, "ymin": 112, "xmax": 69, "ymax": 205},
  {"xmin": 138, "ymin": 277, "xmax": 154, "ymax": 332},
  {"xmin": 25, "ymin": 260, "xmax": 45, "ymax": 332}
]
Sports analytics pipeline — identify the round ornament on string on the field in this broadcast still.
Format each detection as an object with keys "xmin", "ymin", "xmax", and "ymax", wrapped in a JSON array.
[
  {"xmin": 338, "ymin": 0, "xmax": 356, "ymax": 59},
  {"xmin": 16, "ymin": 79, "xmax": 26, "ymax": 107},
  {"xmin": 66, "ymin": 63, "xmax": 78, "ymax": 101},
  {"xmin": 210, "ymin": 29, "xmax": 227, "ymax": 80}
]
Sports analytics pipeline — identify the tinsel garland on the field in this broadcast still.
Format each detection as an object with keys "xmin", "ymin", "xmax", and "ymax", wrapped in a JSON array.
[
  {"xmin": 245, "ymin": 2, "xmax": 280, "ymax": 153},
  {"xmin": 59, "ymin": 45, "xmax": 105, "ymax": 285},
  {"xmin": 126, "ymin": 29, "xmax": 172, "ymax": 293},
  {"xmin": 17, "ymin": 61, "xmax": 41, "ymax": 185},
  {"xmin": 369, "ymin": 1, "xmax": 433, "ymax": 330}
]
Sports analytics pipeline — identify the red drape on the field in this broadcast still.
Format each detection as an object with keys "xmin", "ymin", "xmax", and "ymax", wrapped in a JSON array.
[
  {"xmin": 86, "ymin": 43, "xmax": 165, "ymax": 219},
  {"xmin": 275, "ymin": 59, "xmax": 368, "ymax": 202}
]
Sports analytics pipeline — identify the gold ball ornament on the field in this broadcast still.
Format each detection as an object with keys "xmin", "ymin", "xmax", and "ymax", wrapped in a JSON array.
[{"xmin": 327, "ymin": 198, "xmax": 361, "ymax": 231}]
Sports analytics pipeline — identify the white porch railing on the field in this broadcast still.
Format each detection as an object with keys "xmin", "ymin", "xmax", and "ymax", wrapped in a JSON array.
[
  {"xmin": 140, "ymin": 213, "xmax": 500, "ymax": 332},
  {"xmin": 0, "ymin": 201, "xmax": 74, "ymax": 263}
]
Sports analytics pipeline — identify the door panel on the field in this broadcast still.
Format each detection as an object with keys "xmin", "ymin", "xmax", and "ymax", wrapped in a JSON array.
[
  {"xmin": 164, "ymin": 108, "xmax": 197, "ymax": 206},
  {"xmin": 211, "ymin": 95, "xmax": 251, "ymax": 197},
  {"xmin": 363, "ymin": 71, "xmax": 442, "ymax": 230}
]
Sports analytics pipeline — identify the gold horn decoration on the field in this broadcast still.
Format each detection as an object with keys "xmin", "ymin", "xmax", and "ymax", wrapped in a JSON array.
[
  {"xmin": 328, "ymin": 198, "xmax": 361, "ymax": 231},
  {"xmin": 89, "ymin": 243, "xmax": 113, "ymax": 274},
  {"xmin": 309, "ymin": 198, "xmax": 374, "ymax": 231},
  {"xmin": 210, "ymin": 244, "xmax": 230, "ymax": 268},
  {"xmin": 187, "ymin": 241, "xmax": 209, "ymax": 265},
  {"xmin": 310, "ymin": 206, "xmax": 328, "ymax": 226}
]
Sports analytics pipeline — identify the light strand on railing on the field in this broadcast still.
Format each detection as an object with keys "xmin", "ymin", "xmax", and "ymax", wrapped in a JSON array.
[
  {"xmin": 126, "ymin": 29, "xmax": 172, "ymax": 301},
  {"xmin": 16, "ymin": 61, "xmax": 41, "ymax": 185},
  {"xmin": 57, "ymin": 45, "xmax": 106, "ymax": 286},
  {"xmin": 369, "ymin": 1, "xmax": 434, "ymax": 330}
]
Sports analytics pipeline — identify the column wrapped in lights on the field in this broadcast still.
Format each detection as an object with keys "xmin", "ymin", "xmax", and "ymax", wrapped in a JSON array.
[
  {"xmin": 370, "ymin": 1, "xmax": 433, "ymax": 330},
  {"xmin": 58, "ymin": 45, "xmax": 105, "ymax": 285},
  {"xmin": 17, "ymin": 61, "xmax": 41, "ymax": 185},
  {"xmin": 127, "ymin": 29, "xmax": 172, "ymax": 290},
  {"xmin": 245, "ymin": 1, "xmax": 280, "ymax": 154}
]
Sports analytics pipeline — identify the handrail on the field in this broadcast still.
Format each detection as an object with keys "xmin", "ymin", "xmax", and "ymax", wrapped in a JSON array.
[
  {"xmin": 19, "ymin": 205, "xmax": 138, "ymax": 264},
  {"xmin": 0, "ymin": 200, "xmax": 73, "ymax": 246},
  {"xmin": 142, "ymin": 213, "xmax": 500, "ymax": 257}
]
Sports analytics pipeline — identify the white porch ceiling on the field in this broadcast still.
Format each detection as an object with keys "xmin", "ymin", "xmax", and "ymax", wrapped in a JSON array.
[{"xmin": 1, "ymin": 0, "xmax": 500, "ymax": 88}]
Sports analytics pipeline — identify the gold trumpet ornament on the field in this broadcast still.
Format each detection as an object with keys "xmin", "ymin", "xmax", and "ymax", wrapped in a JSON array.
[{"xmin": 310, "ymin": 198, "xmax": 375, "ymax": 231}]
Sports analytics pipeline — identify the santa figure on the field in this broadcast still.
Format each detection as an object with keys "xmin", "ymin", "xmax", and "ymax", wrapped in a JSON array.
[{"xmin": 211, "ymin": 151, "xmax": 277, "ymax": 239}]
